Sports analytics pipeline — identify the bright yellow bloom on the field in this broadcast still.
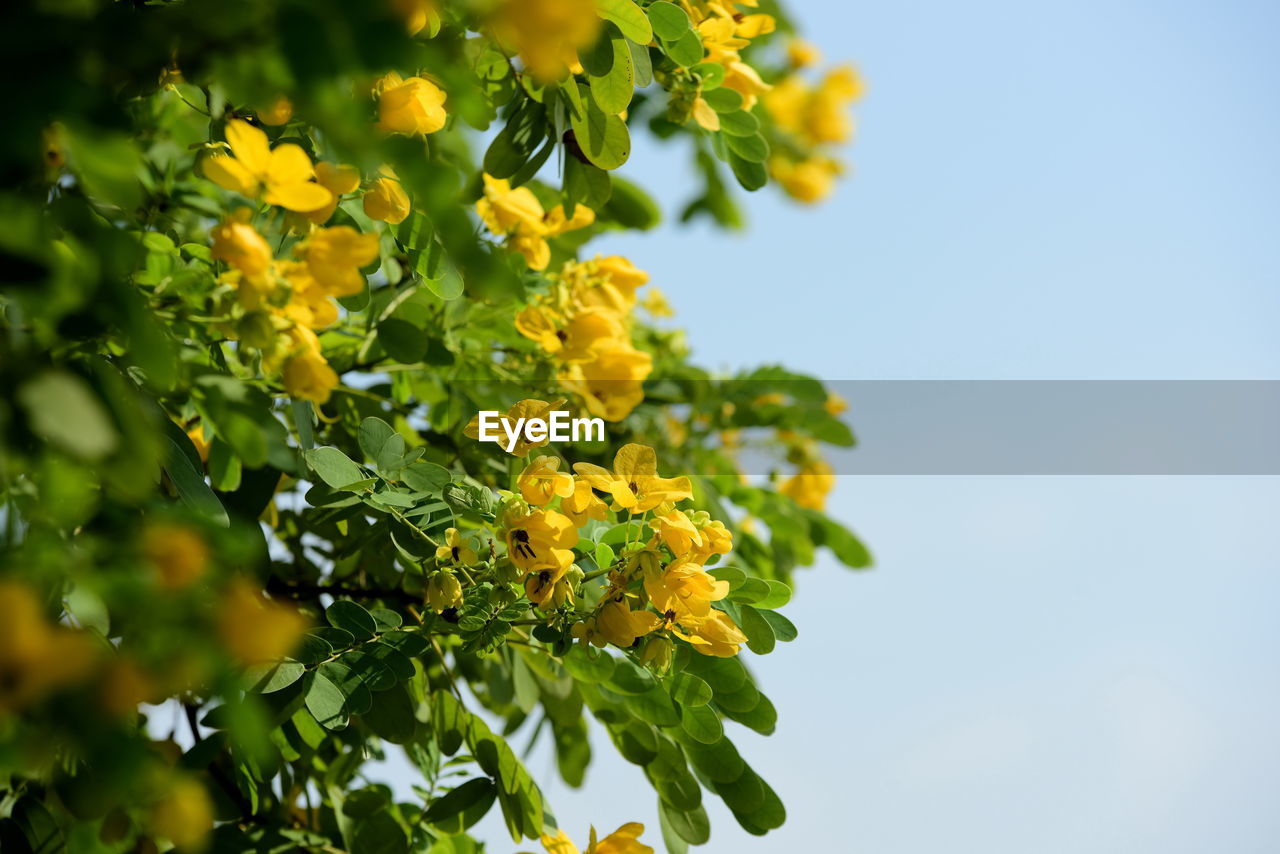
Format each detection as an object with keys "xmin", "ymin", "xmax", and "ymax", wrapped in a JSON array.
[
  {"xmin": 376, "ymin": 71, "xmax": 448, "ymax": 135},
  {"xmin": 653, "ymin": 510, "xmax": 703, "ymax": 557},
  {"xmin": 149, "ymin": 777, "xmax": 214, "ymax": 850},
  {"xmin": 490, "ymin": 0, "xmax": 601, "ymax": 82},
  {"xmin": 538, "ymin": 823, "xmax": 654, "ymax": 854},
  {"xmin": 364, "ymin": 172, "xmax": 411, "ymax": 224},
  {"xmin": 573, "ymin": 444, "xmax": 692, "ymax": 512},
  {"xmin": 283, "ymin": 345, "xmax": 339, "ymax": 404},
  {"xmin": 476, "ymin": 174, "xmax": 595, "ymax": 270},
  {"xmin": 518, "ymin": 455, "xmax": 576, "ymax": 507},
  {"xmin": 0, "ymin": 581, "xmax": 97, "ymax": 713},
  {"xmin": 645, "ymin": 558, "xmax": 730, "ymax": 621},
  {"xmin": 210, "ymin": 210, "xmax": 273, "ymax": 279},
  {"xmin": 257, "ymin": 95, "xmax": 294, "ymax": 126},
  {"xmin": 391, "ymin": 0, "xmax": 436, "ymax": 34},
  {"xmin": 692, "ymin": 96, "xmax": 720, "ymax": 131},
  {"xmin": 779, "ymin": 459, "xmax": 836, "ymax": 510},
  {"xmin": 216, "ymin": 578, "xmax": 308, "ymax": 666},
  {"xmin": 300, "ymin": 225, "xmax": 380, "ymax": 297},
  {"xmin": 427, "ymin": 571, "xmax": 463, "ymax": 612},
  {"xmin": 689, "ymin": 518, "xmax": 733, "ymax": 564},
  {"xmin": 435, "ymin": 528, "xmax": 478, "ymax": 565},
  {"xmin": 523, "ymin": 550, "xmax": 574, "ymax": 608},
  {"xmin": 304, "ymin": 161, "xmax": 363, "ymax": 225},
  {"xmin": 142, "ymin": 523, "xmax": 209, "ymax": 590},
  {"xmin": 204, "ymin": 119, "xmax": 333, "ymax": 212},
  {"xmin": 560, "ymin": 478, "xmax": 608, "ymax": 527},
  {"xmin": 576, "ymin": 593, "xmax": 661, "ymax": 649},
  {"xmin": 502, "ymin": 506, "xmax": 578, "ymax": 571},
  {"xmin": 278, "ymin": 260, "xmax": 340, "ymax": 330},
  {"xmin": 567, "ymin": 255, "xmax": 649, "ymax": 314},
  {"xmin": 765, "ymin": 66, "xmax": 864, "ymax": 146},
  {"xmin": 464, "ymin": 398, "xmax": 566, "ymax": 457},
  {"xmin": 672, "ymin": 609, "xmax": 747, "ymax": 657},
  {"xmin": 557, "ymin": 308, "xmax": 627, "ymax": 363},
  {"xmin": 824, "ymin": 392, "xmax": 849, "ymax": 416}
]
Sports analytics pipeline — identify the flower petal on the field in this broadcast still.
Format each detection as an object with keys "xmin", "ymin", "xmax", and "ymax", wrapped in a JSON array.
[
  {"xmin": 203, "ymin": 154, "xmax": 260, "ymax": 197},
  {"xmin": 225, "ymin": 119, "xmax": 271, "ymax": 176},
  {"xmin": 265, "ymin": 181, "xmax": 334, "ymax": 213}
]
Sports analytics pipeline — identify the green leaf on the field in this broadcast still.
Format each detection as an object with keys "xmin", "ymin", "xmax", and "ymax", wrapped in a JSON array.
[
  {"xmin": 596, "ymin": 0, "xmax": 652, "ymax": 43},
  {"xmin": 606, "ymin": 656, "xmax": 657, "ymax": 695},
  {"xmin": 758, "ymin": 609, "xmax": 798, "ymax": 642},
  {"xmin": 304, "ymin": 669, "xmax": 349, "ymax": 731},
  {"xmin": 645, "ymin": 736, "xmax": 701, "ymax": 810},
  {"xmin": 753, "ymin": 580, "xmax": 792, "ymax": 610},
  {"xmin": 721, "ymin": 691, "xmax": 777, "ymax": 735},
  {"xmin": 306, "ymin": 447, "xmax": 366, "ymax": 490},
  {"xmin": 647, "ymin": 1, "xmax": 692, "ymax": 40},
  {"xmin": 660, "ymin": 29, "xmax": 704, "ymax": 68},
  {"xmin": 564, "ymin": 157, "xmax": 613, "ymax": 214},
  {"xmin": 249, "ymin": 659, "xmax": 305, "ymax": 694},
  {"xmin": 424, "ymin": 777, "xmax": 497, "ymax": 834},
  {"xmin": 728, "ymin": 150, "xmax": 768, "ymax": 190},
  {"xmin": 718, "ymin": 109, "xmax": 761, "ymax": 137},
  {"xmin": 623, "ymin": 685, "xmax": 680, "ymax": 727},
  {"xmin": 739, "ymin": 605, "xmax": 776, "ymax": 655},
  {"xmin": 676, "ymin": 729, "xmax": 745, "ymax": 784},
  {"xmin": 161, "ymin": 422, "xmax": 230, "ymax": 527},
  {"xmin": 484, "ymin": 97, "xmax": 548, "ymax": 181},
  {"xmin": 402, "ymin": 460, "xmax": 452, "ymax": 494},
  {"xmin": 603, "ymin": 176, "xmax": 661, "ymax": 230},
  {"xmin": 378, "ymin": 318, "xmax": 427, "ymax": 363},
  {"xmin": 702, "ymin": 86, "xmax": 743, "ymax": 113},
  {"xmin": 569, "ymin": 83, "xmax": 632, "ymax": 170},
  {"xmin": 562, "ymin": 645, "xmax": 616, "ymax": 684},
  {"xmin": 19, "ymin": 371, "xmax": 119, "ymax": 461},
  {"xmin": 668, "ymin": 673, "xmax": 712, "ymax": 707},
  {"xmin": 362, "ymin": 682, "xmax": 418, "ymax": 744},
  {"xmin": 725, "ymin": 131, "xmax": 770, "ymax": 163},
  {"xmin": 660, "ymin": 801, "xmax": 711, "ymax": 846},
  {"xmin": 327, "ymin": 600, "xmax": 378, "ymax": 641},
  {"xmin": 432, "ymin": 691, "xmax": 468, "ymax": 755},
  {"xmin": 584, "ymin": 29, "xmax": 635, "ymax": 115},
  {"xmin": 628, "ymin": 37, "xmax": 653, "ymax": 88},
  {"xmin": 680, "ymin": 702, "xmax": 723, "ymax": 744}
]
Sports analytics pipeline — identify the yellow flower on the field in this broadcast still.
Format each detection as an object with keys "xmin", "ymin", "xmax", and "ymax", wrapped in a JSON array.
[
  {"xmin": 278, "ymin": 260, "xmax": 340, "ymax": 330},
  {"xmin": 502, "ymin": 506, "xmax": 578, "ymax": 571},
  {"xmin": 578, "ymin": 594, "xmax": 661, "ymax": 649},
  {"xmin": 562, "ymin": 344, "xmax": 652, "ymax": 422},
  {"xmin": 300, "ymin": 225, "xmax": 380, "ymax": 297},
  {"xmin": 672, "ymin": 609, "xmax": 747, "ymax": 657},
  {"xmin": 765, "ymin": 66, "xmax": 864, "ymax": 147},
  {"xmin": 283, "ymin": 344, "xmax": 340, "ymax": 404},
  {"xmin": 578, "ymin": 255, "xmax": 649, "ymax": 313},
  {"xmin": 217, "ymin": 578, "xmax": 308, "ymax": 666},
  {"xmin": 376, "ymin": 71, "xmax": 447, "ymax": 136},
  {"xmin": 779, "ymin": 459, "xmax": 836, "ymax": 510},
  {"xmin": 558, "ymin": 308, "xmax": 628, "ymax": 363},
  {"xmin": 464, "ymin": 398, "xmax": 566, "ymax": 457},
  {"xmin": 477, "ymin": 174, "xmax": 545, "ymax": 234},
  {"xmin": 523, "ymin": 550, "xmax": 574, "ymax": 608},
  {"xmin": 573, "ymin": 444, "xmax": 692, "ymax": 512},
  {"xmin": 824, "ymin": 392, "xmax": 849, "ymax": 416},
  {"xmin": 490, "ymin": 0, "xmax": 601, "ymax": 82},
  {"xmin": 148, "ymin": 776, "xmax": 214, "ymax": 850},
  {"xmin": 689, "ymin": 518, "xmax": 733, "ymax": 565},
  {"xmin": 644, "ymin": 558, "xmax": 730, "ymax": 621},
  {"xmin": 304, "ymin": 161, "xmax": 362, "ymax": 226},
  {"xmin": 0, "ymin": 581, "xmax": 97, "ymax": 713},
  {"xmin": 476, "ymin": 175, "xmax": 594, "ymax": 270},
  {"xmin": 652, "ymin": 509, "xmax": 702, "ymax": 557},
  {"xmin": 427, "ymin": 571, "xmax": 463, "ymax": 612},
  {"xmin": 539, "ymin": 823, "xmax": 654, "ymax": 854},
  {"xmin": 98, "ymin": 656, "xmax": 158, "ymax": 719},
  {"xmin": 518, "ymin": 455, "xmax": 576, "ymax": 507},
  {"xmin": 770, "ymin": 156, "xmax": 842, "ymax": 204},
  {"xmin": 210, "ymin": 210, "xmax": 273, "ymax": 278},
  {"xmin": 515, "ymin": 305, "xmax": 565, "ymax": 353},
  {"xmin": 203, "ymin": 119, "xmax": 333, "ymax": 212},
  {"xmin": 436, "ymin": 528, "xmax": 478, "ymax": 565},
  {"xmin": 692, "ymin": 96, "xmax": 720, "ymax": 131},
  {"xmin": 787, "ymin": 38, "xmax": 822, "ymax": 68},
  {"xmin": 560, "ymin": 478, "xmax": 608, "ymax": 527},
  {"xmin": 142, "ymin": 523, "xmax": 209, "ymax": 590},
  {"xmin": 390, "ymin": 0, "xmax": 436, "ymax": 34},
  {"xmin": 257, "ymin": 95, "xmax": 294, "ymax": 126},
  {"xmin": 186, "ymin": 423, "xmax": 211, "ymax": 462},
  {"xmin": 364, "ymin": 172, "xmax": 412, "ymax": 224}
]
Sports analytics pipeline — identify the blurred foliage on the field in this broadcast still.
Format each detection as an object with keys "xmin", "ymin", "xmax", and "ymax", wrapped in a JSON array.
[{"xmin": 0, "ymin": 0, "xmax": 867, "ymax": 852}]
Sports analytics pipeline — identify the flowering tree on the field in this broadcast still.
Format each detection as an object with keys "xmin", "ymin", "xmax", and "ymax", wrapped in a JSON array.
[{"xmin": 0, "ymin": 1, "xmax": 868, "ymax": 852}]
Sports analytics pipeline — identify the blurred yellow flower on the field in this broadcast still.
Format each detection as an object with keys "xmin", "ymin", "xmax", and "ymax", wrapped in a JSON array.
[
  {"xmin": 283, "ymin": 344, "xmax": 339, "ymax": 404},
  {"xmin": 148, "ymin": 776, "xmax": 214, "ymax": 850},
  {"xmin": 300, "ymin": 225, "xmax": 380, "ymax": 297},
  {"xmin": 210, "ymin": 210, "xmax": 273, "ymax": 279},
  {"xmin": 142, "ymin": 523, "xmax": 209, "ymax": 590},
  {"xmin": 256, "ymin": 95, "xmax": 293, "ymax": 126},
  {"xmin": 364, "ymin": 172, "xmax": 412, "ymax": 224},
  {"xmin": 490, "ymin": 0, "xmax": 600, "ymax": 82},
  {"xmin": 518, "ymin": 455, "xmax": 576, "ymax": 507},
  {"xmin": 0, "ymin": 581, "xmax": 97, "ymax": 713},
  {"xmin": 376, "ymin": 71, "xmax": 447, "ymax": 135},
  {"xmin": 217, "ymin": 578, "xmax": 308, "ymax": 666},
  {"xmin": 779, "ymin": 458, "xmax": 836, "ymax": 510}
]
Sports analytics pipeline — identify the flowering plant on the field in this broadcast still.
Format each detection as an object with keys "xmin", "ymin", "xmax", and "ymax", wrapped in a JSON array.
[{"xmin": 0, "ymin": 1, "xmax": 868, "ymax": 851}]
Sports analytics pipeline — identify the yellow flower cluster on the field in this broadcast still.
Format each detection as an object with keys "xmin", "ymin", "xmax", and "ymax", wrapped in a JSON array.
[
  {"xmin": 687, "ymin": 0, "xmax": 777, "ymax": 121},
  {"xmin": 0, "ymin": 581, "xmax": 97, "ymax": 714},
  {"xmin": 210, "ymin": 211, "xmax": 381, "ymax": 403},
  {"xmin": 476, "ymin": 174, "xmax": 596, "ymax": 271},
  {"xmin": 764, "ymin": 62, "xmax": 865, "ymax": 203},
  {"xmin": 216, "ymin": 578, "xmax": 309, "ymax": 666},
  {"xmin": 514, "ymin": 255, "xmax": 653, "ymax": 421},
  {"xmin": 533, "ymin": 821, "xmax": 653, "ymax": 854},
  {"xmin": 498, "ymin": 443, "xmax": 746, "ymax": 658}
]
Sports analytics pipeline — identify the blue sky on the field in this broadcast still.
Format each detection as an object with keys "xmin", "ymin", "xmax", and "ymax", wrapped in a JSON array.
[{"xmin": 387, "ymin": 1, "xmax": 1280, "ymax": 850}]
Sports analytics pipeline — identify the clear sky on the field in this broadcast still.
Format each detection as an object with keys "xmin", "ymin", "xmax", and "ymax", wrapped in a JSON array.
[{"xmin": 385, "ymin": 1, "xmax": 1280, "ymax": 850}]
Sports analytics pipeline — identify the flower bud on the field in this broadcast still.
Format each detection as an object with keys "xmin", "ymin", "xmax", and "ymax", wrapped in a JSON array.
[{"xmin": 427, "ymin": 571, "xmax": 462, "ymax": 612}]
